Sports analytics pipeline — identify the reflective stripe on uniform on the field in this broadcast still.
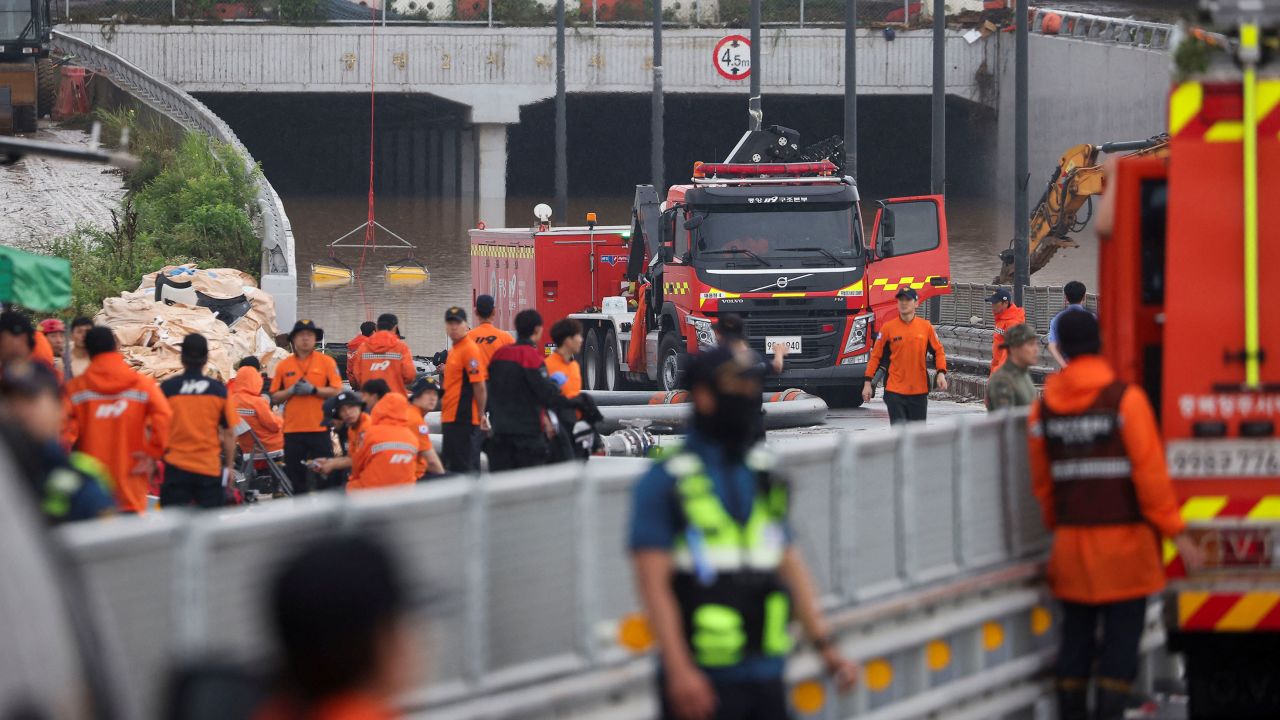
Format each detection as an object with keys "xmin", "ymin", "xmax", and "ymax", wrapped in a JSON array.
[
  {"xmin": 237, "ymin": 408, "xmax": 256, "ymax": 416},
  {"xmin": 370, "ymin": 441, "xmax": 419, "ymax": 454},
  {"xmin": 70, "ymin": 389, "xmax": 150, "ymax": 405},
  {"xmin": 361, "ymin": 353, "xmax": 403, "ymax": 361},
  {"xmin": 672, "ymin": 544, "xmax": 786, "ymax": 572},
  {"xmin": 1051, "ymin": 458, "xmax": 1133, "ymax": 480},
  {"xmin": 232, "ymin": 420, "xmax": 251, "ymax": 436}
]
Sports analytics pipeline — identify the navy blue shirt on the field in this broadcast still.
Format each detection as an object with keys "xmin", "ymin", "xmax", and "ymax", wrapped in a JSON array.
[{"xmin": 628, "ymin": 430, "xmax": 791, "ymax": 681}]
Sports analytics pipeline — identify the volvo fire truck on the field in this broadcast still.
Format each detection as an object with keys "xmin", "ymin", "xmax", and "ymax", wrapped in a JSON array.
[
  {"xmin": 1099, "ymin": 4, "xmax": 1280, "ymax": 717},
  {"xmin": 470, "ymin": 127, "xmax": 952, "ymax": 403}
]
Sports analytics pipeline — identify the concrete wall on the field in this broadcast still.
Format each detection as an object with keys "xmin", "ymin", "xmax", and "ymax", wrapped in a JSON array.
[
  {"xmin": 994, "ymin": 34, "xmax": 1170, "ymax": 216},
  {"xmin": 61, "ymin": 24, "xmax": 995, "ymax": 123}
]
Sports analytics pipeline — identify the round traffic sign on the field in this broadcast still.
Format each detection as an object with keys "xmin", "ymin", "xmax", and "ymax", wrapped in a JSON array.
[{"xmin": 713, "ymin": 35, "xmax": 751, "ymax": 80}]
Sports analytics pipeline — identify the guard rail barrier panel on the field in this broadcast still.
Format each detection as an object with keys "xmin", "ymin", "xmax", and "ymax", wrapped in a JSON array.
[
  {"xmin": 928, "ymin": 282, "xmax": 1098, "ymax": 332},
  {"xmin": 56, "ymin": 409, "xmax": 1053, "ymax": 718}
]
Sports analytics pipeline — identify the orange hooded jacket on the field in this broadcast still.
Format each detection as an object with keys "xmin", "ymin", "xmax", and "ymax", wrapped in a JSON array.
[
  {"xmin": 348, "ymin": 393, "xmax": 419, "ymax": 491},
  {"xmin": 347, "ymin": 330, "xmax": 415, "ymax": 394},
  {"xmin": 231, "ymin": 366, "xmax": 284, "ymax": 454},
  {"xmin": 1028, "ymin": 355, "xmax": 1186, "ymax": 604},
  {"xmin": 64, "ymin": 351, "xmax": 172, "ymax": 513},
  {"xmin": 991, "ymin": 304, "xmax": 1027, "ymax": 372}
]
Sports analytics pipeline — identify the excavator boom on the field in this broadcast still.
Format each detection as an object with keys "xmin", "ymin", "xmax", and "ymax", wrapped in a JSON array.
[{"xmin": 996, "ymin": 134, "xmax": 1169, "ymax": 283}]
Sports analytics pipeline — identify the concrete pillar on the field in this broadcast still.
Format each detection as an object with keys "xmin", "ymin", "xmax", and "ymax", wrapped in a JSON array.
[{"xmin": 476, "ymin": 123, "xmax": 508, "ymax": 229}]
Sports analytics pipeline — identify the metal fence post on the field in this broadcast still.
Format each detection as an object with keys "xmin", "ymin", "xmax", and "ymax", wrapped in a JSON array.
[
  {"xmin": 903, "ymin": 0, "xmax": 909, "ymax": 25},
  {"xmin": 799, "ymin": 0, "xmax": 805, "ymax": 28},
  {"xmin": 172, "ymin": 0, "xmax": 176, "ymax": 20}
]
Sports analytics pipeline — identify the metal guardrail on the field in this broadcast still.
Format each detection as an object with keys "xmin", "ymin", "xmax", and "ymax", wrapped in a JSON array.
[
  {"xmin": 930, "ymin": 282, "xmax": 1099, "ymax": 333},
  {"xmin": 49, "ymin": 30, "xmax": 297, "ymax": 285},
  {"xmin": 1031, "ymin": 7, "xmax": 1175, "ymax": 50},
  {"xmin": 55, "ymin": 409, "xmax": 1065, "ymax": 719}
]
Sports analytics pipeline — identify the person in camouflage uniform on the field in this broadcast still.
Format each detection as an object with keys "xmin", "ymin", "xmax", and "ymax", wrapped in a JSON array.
[{"xmin": 986, "ymin": 324, "xmax": 1039, "ymax": 411}]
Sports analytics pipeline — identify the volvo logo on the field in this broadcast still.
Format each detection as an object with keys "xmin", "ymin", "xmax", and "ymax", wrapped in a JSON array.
[{"xmin": 776, "ymin": 276, "xmax": 790, "ymax": 289}]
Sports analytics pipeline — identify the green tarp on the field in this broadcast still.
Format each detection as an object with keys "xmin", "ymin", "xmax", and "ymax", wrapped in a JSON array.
[{"xmin": 0, "ymin": 246, "xmax": 71, "ymax": 313}]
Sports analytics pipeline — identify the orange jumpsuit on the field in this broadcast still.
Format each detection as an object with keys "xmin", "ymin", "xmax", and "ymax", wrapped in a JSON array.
[
  {"xmin": 1028, "ymin": 355, "xmax": 1186, "ymax": 604},
  {"xmin": 231, "ymin": 366, "xmax": 284, "ymax": 454},
  {"xmin": 348, "ymin": 394, "xmax": 419, "ymax": 491},
  {"xmin": 991, "ymin": 304, "xmax": 1028, "ymax": 372},
  {"xmin": 467, "ymin": 321, "xmax": 514, "ymax": 366},
  {"xmin": 544, "ymin": 353, "xmax": 582, "ymax": 399},
  {"xmin": 347, "ymin": 330, "xmax": 415, "ymax": 395},
  {"xmin": 865, "ymin": 315, "xmax": 947, "ymax": 396},
  {"xmin": 406, "ymin": 404, "xmax": 434, "ymax": 479},
  {"xmin": 64, "ymin": 352, "xmax": 172, "ymax": 513}
]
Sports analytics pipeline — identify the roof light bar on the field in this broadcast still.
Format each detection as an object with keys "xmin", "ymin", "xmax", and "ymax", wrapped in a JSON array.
[{"xmin": 692, "ymin": 160, "xmax": 838, "ymax": 179}]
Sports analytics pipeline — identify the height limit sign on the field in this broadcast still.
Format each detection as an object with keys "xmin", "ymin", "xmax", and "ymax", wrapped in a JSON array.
[{"xmin": 713, "ymin": 35, "xmax": 751, "ymax": 80}]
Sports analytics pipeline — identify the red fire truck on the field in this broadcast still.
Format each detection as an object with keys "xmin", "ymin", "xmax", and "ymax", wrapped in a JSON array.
[
  {"xmin": 1100, "ymin": 10, "xmax": 1279, "ymax": 718},
  {"xmin": 471, "ymin": 129, "xmax": 952, "ymax": 402}
]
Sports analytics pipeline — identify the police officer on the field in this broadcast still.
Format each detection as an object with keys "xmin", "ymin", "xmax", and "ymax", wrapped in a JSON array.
[
  {"xmin": 1028, "ymin": 311, "xmax": 1202, "ymax": 720},
  {"xmin": 629, "ymin": 347, "xmax": 857, "ymax": 720}
]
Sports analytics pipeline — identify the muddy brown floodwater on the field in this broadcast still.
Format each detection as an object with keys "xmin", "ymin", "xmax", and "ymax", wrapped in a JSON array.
[{"xmin": 287, "ymin": 192, "xmax": 1099, "ymax": 359}]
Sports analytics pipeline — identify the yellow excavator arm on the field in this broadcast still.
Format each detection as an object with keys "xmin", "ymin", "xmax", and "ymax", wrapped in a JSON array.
[{"xmin": 996, "ymin": 135, "xmax": 1169, "ymax": 283}]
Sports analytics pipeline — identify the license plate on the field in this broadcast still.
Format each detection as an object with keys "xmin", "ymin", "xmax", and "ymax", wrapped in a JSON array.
[
  {"xmin": 1168, "ymin": 440, "xmax": 1280, "ymax": 478},
  {"xmin": 765, "ymin": 336, "xmax": 802, "ymax": 354}
]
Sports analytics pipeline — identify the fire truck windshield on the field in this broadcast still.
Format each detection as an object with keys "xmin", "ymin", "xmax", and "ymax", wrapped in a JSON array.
[{"xmin": 692, "ymin": 205, "xmax": 861, "ymax": 265}]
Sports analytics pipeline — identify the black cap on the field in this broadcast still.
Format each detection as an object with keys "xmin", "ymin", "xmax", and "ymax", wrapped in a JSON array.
[
  {"xmin": 0, "ymin": 311, "xmax": 34, "ymax": 338},
  {"xmin": 713, "ymin": 313, "xmax": 746, "ymax": 341},
  {"xmin": 984, "ymin": 288, "xmax": 1013, "ymax": 304},
  {"xmin": 334, "ymin": 390, "xmax": 365, "ymax": 408},
  {"xmin": 475, "ymin": 294, "xmax": 495, "ymax": 317},
  {"xmin": 289, "ymin": 319, "xmax": 324, "ymax": 343},
  {"xmin": 1057, "ymin": 310, "xmax": 1101, "ymax": 360},
  {"xmin": 0, "ymin": 360, "xmax": 60, "ymax": 398},
  {"xmin": 895, "ymin": 287, "xmax": 919, "ymax": 301},
  {"xmin": 682, "ymin": 346, "xmax": 765, "ymax": 392},
  {"xmin": 445, "ymin": 306, "xmax": 468, "ymax": 323},
  {"xmin": 409, "ymin": 375, "xmax": 440, "ymax": 399},
  {"xmin": 181, "ymin": 333, "xmax": 209, "ymax": 363}
]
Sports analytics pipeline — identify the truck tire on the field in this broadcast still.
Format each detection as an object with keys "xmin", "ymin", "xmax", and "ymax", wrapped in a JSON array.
[
  {"xmin": 37, "ymin": 59, "xmax": 56, "ymax": 119},
  {"xmin": 582, "ymin": 329, "xmax": 603, "ymax": 391},
  {"xmin": 821, "ymin": 385, "xmax": 864, "ymax": 409},
  {"xmin": 602, "ymin": 328, "xmax": 620, "ymax": 391},
  {"xmin": 659, "ymin": 333, "xmax": 686, "ymax": 392}
]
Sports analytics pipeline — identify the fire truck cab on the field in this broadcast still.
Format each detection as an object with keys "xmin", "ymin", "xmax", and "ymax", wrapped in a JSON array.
[{"xmin": 471, "ymin": 130, "xmax": 952, "ymax": 402}]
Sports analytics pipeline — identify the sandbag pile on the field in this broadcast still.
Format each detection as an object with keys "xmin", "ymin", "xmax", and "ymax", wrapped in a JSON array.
[{"xmin": 94, "ymin": 264, "xmax": 289, "ymax": 381}]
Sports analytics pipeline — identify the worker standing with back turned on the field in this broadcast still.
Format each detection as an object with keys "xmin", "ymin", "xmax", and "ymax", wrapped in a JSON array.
[
  {"xmin": 630, "ymin": 347, "xmax": 858, "ymax": 720},
  {"xmin": 862, "ymin": 288, "xmax": 948, "ymax": 424},
  {"xmin": 468, "ymin": 294, "xmax": 514, "ymax": 365},
  {"xmin": 64, "ymin": 327, "xmax": 171, "ymax": 513},
  {"xmin": 1028, "ymin": 311, "xmax": 1202, "ymax": 720},
  {"xmin": 271, "ymin": 320, "xmax": 343, "ymax": 494},
  {"xmin": 347, "ymin": 313, "xmax": 415, "ymax": 396},
  {"xmin": 159, "ymin": 334, "xmax": 244, "ymax": 509}
]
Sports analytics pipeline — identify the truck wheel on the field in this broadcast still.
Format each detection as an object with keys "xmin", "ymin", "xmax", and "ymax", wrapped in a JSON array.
[
  {"xmin": 37, "ymin": 59, "xmax": 57, "ymax": 119},
  {"xmin": 659, "ymin": 333, "xmax": 686, "ymax": 392},
  {"xmin": 602, "ymin": 329, "xmax": 620, "ymax": 391},
  {"xmin": 582, "ymin": 329, "xmax": 603, "ymax": 391},
  {"xmin": 820, "ymin": 385, "xmax": 864, "ymax": 409}
]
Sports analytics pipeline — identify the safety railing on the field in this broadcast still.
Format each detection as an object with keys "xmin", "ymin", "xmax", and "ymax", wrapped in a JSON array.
[
  {"xmin": 53, "ymin": 0, "xmax": 984, "ymax": 28},
  {"xmin": 1030, "ymin": 7, "xmax": 1175, "ymax": 50},
  {"xmin": 48, "ymin": 29, "xmax": 297, "ymax": 322},
  {"xmin": 929, "ymin": 282, "xmax": 1098, "ymax": 333},
  {"xmin": 55, "ymin": 408, "xmax": 1064, "ymax": 719}
]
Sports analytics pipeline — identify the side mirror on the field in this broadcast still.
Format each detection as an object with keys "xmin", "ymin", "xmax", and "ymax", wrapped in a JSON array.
[
  {"xmin": 877, "ymin": 201, "xmax": 896, "ymax": 259},
  {"xmin": 661, "ymin": 244, "xmax": 675, "ymax": 263},
  {"xmin": 684, "ymin": 213, "xmax": 705, "ymax": 231}
]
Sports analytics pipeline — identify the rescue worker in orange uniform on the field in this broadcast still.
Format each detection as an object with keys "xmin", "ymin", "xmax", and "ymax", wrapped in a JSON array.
[
  {"xmin": 348, "ymin": 393, "xmax": 420, "ymax": 491},
  {"xmin": 407, "ymin": 376, "xmax": 445, "ymax": 479},
  {"xmin": 545, "ymin": 318, "xmax": 584, "ymax": 400},
  {"xmin": 231, "ymin": 363, "xmax": 284, "ymax": 456},
  {"xmin": 467, "ymin": 294, "xmax": 513, "ymax": 365},
  {"xmin": 1028, "ymin": 311, "xmax": 1202, "ymax": 720},
  {"xmin": 986, "ymin": 288, "xmax": 1027, "ymax": 373},
  {"xmin": 314, "ymin": 390, "xmax": 370, "ymax": 487},
  {"xmin": 347, "ymin": 314, "xmax": 415, "ymax": 395},
  {"xmin": 64, "ymin": 327, "xmax": 172, "ymax": 513},
  {"xmin": 862, "ymin": 288, "xmax": 949, "ymax": 424},
  {"xmin": 440, "ymin": 307, "xmax": 489, "ymax": 473},
  {"xmin": 159, "ymin": 334, "xmax": 244, "ymax": 509},
  {"xmin": 347, "ymin": 320, "xmax": 376, "ymax": 355},
  {"xmin": 270, "ymin": 320, "xmax": 343, "ymax": 494}
]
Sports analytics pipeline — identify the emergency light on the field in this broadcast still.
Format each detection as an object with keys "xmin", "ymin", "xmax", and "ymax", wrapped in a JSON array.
[{"xmin": 692, "ymin": 159, "xmax": 838, "ymax": 179}]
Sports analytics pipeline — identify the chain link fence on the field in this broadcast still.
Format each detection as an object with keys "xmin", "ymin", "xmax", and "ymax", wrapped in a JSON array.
[{"xmin": 52, "ymin": 0, "xmax": 1012, "ymax": 27}]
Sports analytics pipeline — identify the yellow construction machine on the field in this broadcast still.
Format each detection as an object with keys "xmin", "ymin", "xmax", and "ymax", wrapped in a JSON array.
[
  {"xmin": 0, "ymin": 0, "xmax": 55, "ymax": 134},
  {"xmin": 996, "ymin": 135, "xmax": 1170, "ymax": 283}
]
